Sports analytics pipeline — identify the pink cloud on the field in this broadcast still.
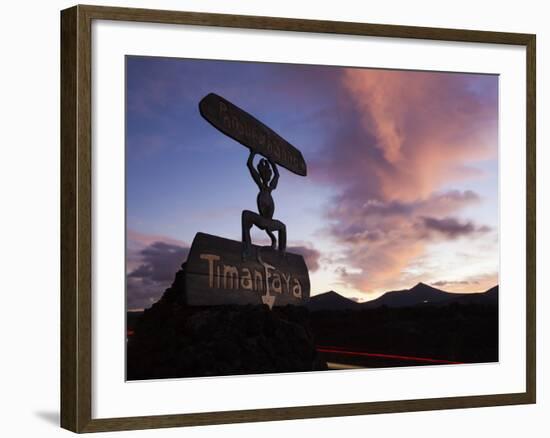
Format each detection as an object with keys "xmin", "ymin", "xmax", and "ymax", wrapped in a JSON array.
[
  {"xmin": 310, "ymin": 68, "xmax": 498, "ymax": 293},
  {"xmin": 340, "ymin": 68, "xmax": 498, "ymax": 201}
]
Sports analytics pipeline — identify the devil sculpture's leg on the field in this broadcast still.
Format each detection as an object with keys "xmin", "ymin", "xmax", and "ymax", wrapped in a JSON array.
[{"xmin": 242, "ymin": 210, "xmax": 286, "ymax": 258}]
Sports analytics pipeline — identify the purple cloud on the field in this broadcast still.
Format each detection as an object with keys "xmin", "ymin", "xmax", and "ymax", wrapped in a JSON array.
[
  {"xmin": 126, "ymin": 233, "xmax": 190, "ymax": 310},
  {"xmin": 288, "ymin": 245, "xmax": 321, "ymax": 272},
  {"xmin": 420, "ymin": 216, "xmax": 491, "ymax": 238}
]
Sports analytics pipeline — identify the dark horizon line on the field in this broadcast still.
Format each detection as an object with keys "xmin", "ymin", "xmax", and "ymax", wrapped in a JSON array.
[{"xmin": 318, "ymin": 282, "xmax": 499, "ymax": 303}]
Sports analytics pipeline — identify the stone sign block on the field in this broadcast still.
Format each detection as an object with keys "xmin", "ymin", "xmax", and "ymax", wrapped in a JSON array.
[{"xmin": 185, "ymin": 232, "xmax": 310, "ymax": 308}]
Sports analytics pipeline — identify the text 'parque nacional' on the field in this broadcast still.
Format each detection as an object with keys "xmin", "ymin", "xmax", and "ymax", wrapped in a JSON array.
[{"xmin": 199, "ymin": 93, "xmax": 307, "ymax": 176}]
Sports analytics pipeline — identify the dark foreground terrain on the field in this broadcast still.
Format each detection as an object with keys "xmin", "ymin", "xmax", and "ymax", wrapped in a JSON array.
[
  {"xmin": 128, "ymin": 302, "xmax": 498, "ymax": 376},
  {"xmin": 310, "ymin": 302, "xmax": 498, "ymax": 368},
  {"xmin": 127, "ymin": 265, "xmax": 498, "ymax": 378}
]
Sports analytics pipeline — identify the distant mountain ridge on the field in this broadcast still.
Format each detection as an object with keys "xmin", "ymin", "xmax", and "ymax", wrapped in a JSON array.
[
  {"xmin": 307, "ymin": 283, "xmax": 498, "ymax": 311},
  {"xmin": 306, "ymin": 290, "xmax": 359, "ymax": 312}
]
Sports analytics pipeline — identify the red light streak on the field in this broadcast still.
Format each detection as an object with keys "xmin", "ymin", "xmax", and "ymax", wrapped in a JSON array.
[{"xmin": 317, "ymin": 345, "xmax": 462, "ymax": 365}]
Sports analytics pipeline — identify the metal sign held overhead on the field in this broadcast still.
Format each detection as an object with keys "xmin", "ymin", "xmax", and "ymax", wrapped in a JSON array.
[{"xmin": 199, "ymin": 93, "xmax": 307, "ymax": 176}]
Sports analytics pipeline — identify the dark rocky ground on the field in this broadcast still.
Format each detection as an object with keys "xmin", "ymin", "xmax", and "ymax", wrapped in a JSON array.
[
  {"xmin": 310, "ymin": 303, "xmax": 498, "ymax": 365},
  {"xmin": 127, "ymin": 264, "xmax": 326, "ymax": 380}
]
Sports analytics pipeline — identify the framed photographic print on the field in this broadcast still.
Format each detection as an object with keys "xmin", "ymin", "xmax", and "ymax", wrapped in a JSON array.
[{"xmin": 60, "ymin": 4, "xmax": 536, "ymax": 433}]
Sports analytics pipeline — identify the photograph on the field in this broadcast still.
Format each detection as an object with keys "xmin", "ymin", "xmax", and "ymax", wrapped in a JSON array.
[{"xmin": 125, "ymin": 56, "xmax": 500, "ymax": 381}]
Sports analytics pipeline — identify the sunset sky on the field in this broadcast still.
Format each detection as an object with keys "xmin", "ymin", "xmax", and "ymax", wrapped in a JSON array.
[{"xmin": 126, "ymin": 56, "xmax": 499, "ymax": 311}]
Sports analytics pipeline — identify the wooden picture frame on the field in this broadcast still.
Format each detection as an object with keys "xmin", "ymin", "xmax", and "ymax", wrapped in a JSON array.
[{"xmin": 60, "ymin": 4, "xmax": 536, "ymax": 433}]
